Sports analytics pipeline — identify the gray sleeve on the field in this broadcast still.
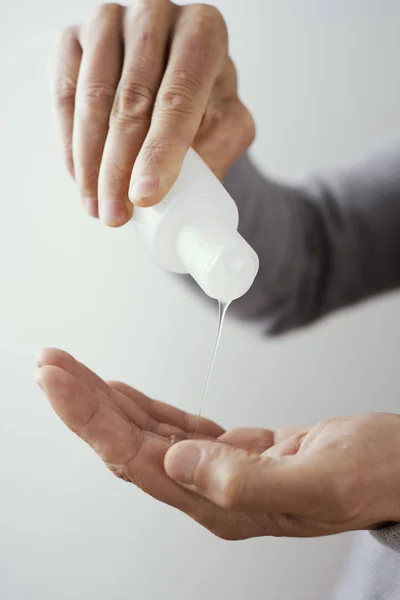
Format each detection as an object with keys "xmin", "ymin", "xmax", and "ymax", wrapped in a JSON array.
[
  {"xmin": 226, "ymin": 143, "xmax": 400, "ymax": 332},
  {"xmin": 223, "ymin": 141, "xmax": 400, "ymax": 552},
  {"xmin": 370, "ymin": 523, "xmax": 400, "ymax": 552}
]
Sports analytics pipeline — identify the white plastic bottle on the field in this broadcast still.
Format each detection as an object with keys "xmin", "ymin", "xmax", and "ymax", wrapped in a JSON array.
[{"xmin": 132, "ymin": 149, "xmax": 259, "ymax": 303}]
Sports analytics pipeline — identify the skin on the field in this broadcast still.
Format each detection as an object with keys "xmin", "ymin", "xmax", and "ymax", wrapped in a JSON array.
[
  {"xmin": 48, "ymin": 1, "xmax": 400, "ymax": 539},
  {"xmin": 36, "ymin": 349, "xmax": 400, "ymax": 540},
  {"xmin": 52, "ymin": 0, "xmax": 255, "ymax": 224}
]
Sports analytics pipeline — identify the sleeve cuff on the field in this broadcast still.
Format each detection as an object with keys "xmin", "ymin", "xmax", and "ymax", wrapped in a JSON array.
[{"xmin": 370, "ymin": 523, "xmax": 400, "ymax": 553}]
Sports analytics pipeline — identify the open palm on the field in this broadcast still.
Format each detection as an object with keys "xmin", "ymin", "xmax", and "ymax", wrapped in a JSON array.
[
  {"xmin": 36, "ymin": 348, "xmax": 277, "ymax": 540},
  {"xmin": 38, "ymin": 349, "xmax": 399, "ymax": 540}
]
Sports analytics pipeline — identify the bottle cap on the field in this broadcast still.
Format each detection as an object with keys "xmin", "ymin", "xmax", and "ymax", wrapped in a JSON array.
[{"xmin": 176, "ymin": 221, "xmax": 259, "ymax": 302}]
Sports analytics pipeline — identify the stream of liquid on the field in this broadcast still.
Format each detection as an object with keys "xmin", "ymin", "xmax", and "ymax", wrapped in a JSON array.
[{"xmin": 194, "ymin": 301, "xmax": 231, "ymax": 437}]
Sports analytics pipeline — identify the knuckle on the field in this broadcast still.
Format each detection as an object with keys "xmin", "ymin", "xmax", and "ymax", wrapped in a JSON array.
[
  {"xmin": 189, "ymin": 3, "xmax": 228, "ymax": 47},
  {"xmin": 53, "ymin": 27, "xmax": 80, "ymax": 109},
  {"xmin": 112, "ymin": 81, "xmax": 155, "ymax": 127},
  {"xmin": 131, "ymin": 4, "xmax": 161, "ymax": 45},
  {"xmin": 53, "ymin": 77, "xmax": 77, "ymax": 109},
  {"xmin": 156, "ymin": 77, "xmax": 199, "ymax": 117},
  {"xmin": 92, "ymin": 2, "xmax": 122, "ymax": 21},
  {"xmin": 79, "ymin": 79, "xmax": 116, "ymax": 114},
  {"xmin": 57, "ymin": 24, "xmax": 78, "ymax": 49},
  {"xmin": 81, "ymin": 4, "xmax": 122, "ymax": 44},
  {"xmin": 191, "ymin": 3, "xmax": 226, "ymax": 31}
]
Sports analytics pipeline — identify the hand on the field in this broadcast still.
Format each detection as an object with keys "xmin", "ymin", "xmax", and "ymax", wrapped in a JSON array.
[
  {"xmin": 36, "ymin": 349, "xmax": 400, "ymax": 540},
  {"xmin": 52, "ymin": 1, "xmax": 255, "ymax": 225}
]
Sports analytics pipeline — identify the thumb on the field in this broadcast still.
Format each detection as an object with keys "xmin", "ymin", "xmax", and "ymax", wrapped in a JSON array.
[{"xmin": 165, "ymin": 440, "xmax": 319, "ymax": 514}]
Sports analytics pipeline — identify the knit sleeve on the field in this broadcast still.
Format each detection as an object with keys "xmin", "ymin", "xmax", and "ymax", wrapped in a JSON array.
[{"xmin": 223, "ymin": 143, "xmax": 400, "ymax": 332}]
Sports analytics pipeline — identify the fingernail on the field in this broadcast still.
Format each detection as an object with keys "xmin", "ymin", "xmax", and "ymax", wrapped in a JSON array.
[
  {"xmin": 83, "ymin": 197, "xmax": 99, "ymax": 219},
  {"xmin": 166, "ymin": 443, "xmax": 201, "ymax": 484},
  {"xmin": 129, "ymin": 175, "xmax": 159, "ymax": 203},
  {"xmin": 100, "ymin": 201, "xmax": 128, "ymax": 226}
]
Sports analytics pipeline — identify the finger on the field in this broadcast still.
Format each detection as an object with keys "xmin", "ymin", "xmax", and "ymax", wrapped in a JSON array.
[
  {"xmin": 274, "ymin": 426, "xmax": 311, "ymax": 444},
  {"xmin": 36, "ymin": 348, "xmax": 182, "ymax": 437},
  {"xmin": 262, "ymin": 427, "xmax": 310, "ymax": 459},
  {"xmin": 109, "ymin": 381, "xmax": 225, "ymax": 437},
  {"xmin": 36, "ymin": 364, "xmax": 233, "ymax": 527},
  {"xmin": 193, "ymin": 60, "xmax": 255, "ymax": 179},
  {"xmin": 51, "ymin": 25, "xmax": 82, "ymax": 179},
  {"xmin": 36, "ymin": 360, "xmax": 258, "ymax": 538},
  {"xmin": 129, "ymin": 4, "xmax": 228, "ymax": 206},
  {"xmin": 37, "ymin": 347, "xmax": 110, "ymax": 394},
  {"xmin": 263, "ymin": 432, "xmax": 309, "ymax": 459},
  {"xmin": 218, "ymin": 428, "xmax": 275, "ymax": 454},
  {"xmin": 169, "ymin": 433, "xmax": 216, "ymax": 444},
  {"xmin": 219, "ymin": 426, "xmax": 310, "ymax": 456},
  {"xmin": 35, "ymin": 364, "xmax": 195, "ymax": 509},
  {"xmin": 165, "ymin": 440, "xmax": 321, "ymax": 514},
  {"xmin": 99, "ymin": 0, "xmax": 172, "ymax": 226},
  {"xmin": 171, "ymin": 429, "xmax": 273, "ymax": 453},
  {"xmin": 73, "ymin": 4, "xmax": 124, "ymax": 218},
  {"xmin": 36, "ymin": 365, "xmax": 139, "ymax": 465}
]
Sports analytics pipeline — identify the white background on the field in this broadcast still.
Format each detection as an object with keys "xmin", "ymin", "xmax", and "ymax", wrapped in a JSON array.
[{"xmin": 1, "ymin": 1, "xmax": 400, "ymax": 599}]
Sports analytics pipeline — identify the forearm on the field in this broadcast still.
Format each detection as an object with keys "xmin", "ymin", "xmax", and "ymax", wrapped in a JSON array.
[{"xmin": 226, "ymin": 141, "xmax": 400, "ymax": 332}]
